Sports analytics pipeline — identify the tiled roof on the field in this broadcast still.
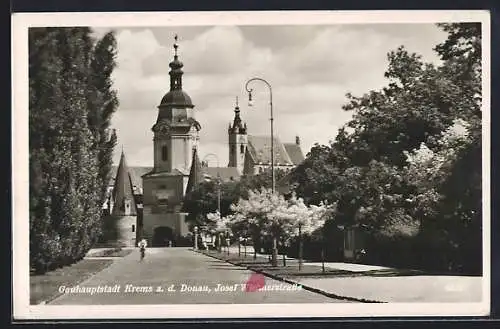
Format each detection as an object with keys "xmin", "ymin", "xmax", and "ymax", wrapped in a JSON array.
[
  {"xmin": 110, "ymin": 166, "xmax": 152, "ymax": 190},
  {"xmin": 186, "ymin": 147, "xmax": 203, "ymax": 195},
  {"xmin": 201, "ymin": 167, "xmax": 241, "ymax": 182},
  {"xmin": 142, "ymin": 169, "xmax": 186, "ymax": 178},
  {"xmin": 246, "ymin": 135, "xmax": 294, "ymax": 166},
  {"xmin": 112, "ymin": 152, "xmax": 138, "ymax": 215},
  {"xmin": 283, "ymin": 143, "xmax": 305, "ymax": 165}
]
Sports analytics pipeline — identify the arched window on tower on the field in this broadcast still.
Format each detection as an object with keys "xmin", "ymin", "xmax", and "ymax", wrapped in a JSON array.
[
  {"xmin": 162, "ymin": 145, "xmax": 168, "ymax": 161},
  {"xmin": 240, "ymin": 144, "xmax": 245, "ymax": 154}
]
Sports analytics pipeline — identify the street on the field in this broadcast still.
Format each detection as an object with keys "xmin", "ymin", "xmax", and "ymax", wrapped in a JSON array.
[{"xmin": 50, "ymin": 248, "xmax": 346, "ymax": 304}]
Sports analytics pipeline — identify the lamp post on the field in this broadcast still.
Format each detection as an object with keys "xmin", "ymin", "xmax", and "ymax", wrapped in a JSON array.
[
  {"xmin": 244, "ymin": 77, "xmax": 277, "ymax": 266},
  {"xmin": 194, "ymin": 226, "xmax": 198, "ymax": 251},
  {"xmin": 245, "ymin": 78, "xmax": 275, "ymax": 193},
  {"xmin": 203, "ymin": 153, "xmax": 222, "ymax": 253}
]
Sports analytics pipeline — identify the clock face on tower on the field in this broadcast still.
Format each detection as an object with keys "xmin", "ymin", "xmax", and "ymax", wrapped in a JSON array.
[{"xmin": 152, "ymin": 119, "xmax": 170, "ymax": 135}]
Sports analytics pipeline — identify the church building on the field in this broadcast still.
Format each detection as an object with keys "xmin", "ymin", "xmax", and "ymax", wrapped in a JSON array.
[
  {"xmin": 101, "ymin": 35, "xmax": 305, "ymax": 248},
  {"xmin": 227, "ymin": 98, "xmax": 305, "ymax": 175},
  {"xmin": 139, "ymin": 35, "xmax": 202, "ymax": 247}
]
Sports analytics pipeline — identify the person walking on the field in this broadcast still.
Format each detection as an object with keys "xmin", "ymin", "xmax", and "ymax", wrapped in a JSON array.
[{"xmin": 138, "ymin": 238, "xmax": 148, "ymax": 261}]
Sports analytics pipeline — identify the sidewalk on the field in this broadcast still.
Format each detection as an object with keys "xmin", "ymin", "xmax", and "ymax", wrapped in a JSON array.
[
  {"xmin": 207, "ymin": 246, "xmax": 483, "ymax": 303},
  {"xmin": 296, "ymin": 275, "xmax": 482, "ymax": 303}
]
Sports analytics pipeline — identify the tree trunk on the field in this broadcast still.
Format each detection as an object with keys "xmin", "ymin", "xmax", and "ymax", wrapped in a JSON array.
[
  {"xmin": 321, "ymin": 248, "xmax": 325, "ymax": 273},
  {"xmin": 321, "ymin": 228, "xmax": 326, "ymax": 273},
  {"xmin": 299, "ymin": 224, "xmax": 303, "ymax": 271},
  {"xmin": 272, "ymin": 236, "xmax": 278, "ymax": 267}
]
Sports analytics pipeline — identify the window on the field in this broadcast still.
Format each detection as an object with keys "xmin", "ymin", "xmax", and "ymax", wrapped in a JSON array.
[
  {"xmin": 240, "ymin": 145, "xmax": 245, "ymax": 154},
  {"xmin": 132, "ymin": 225, "xmax": 135, "ymax": 233},
  {"xmin": 161, "ymin": 145, "xmax": 168, "ymax": 161}
]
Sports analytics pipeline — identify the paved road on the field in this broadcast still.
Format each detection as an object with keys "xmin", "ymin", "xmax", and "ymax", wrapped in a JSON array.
[{"xmin": 50, "ymin": 248, "xmax": 345, "ymax": 304}]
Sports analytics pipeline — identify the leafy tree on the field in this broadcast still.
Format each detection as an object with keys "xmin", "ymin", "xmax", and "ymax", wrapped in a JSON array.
[
  {"xmin": 88, "ymin": 31, "xmax": 119, "ymax": 206},
  {"xmin": 183, "ymin": 168, "xmax": 288, "ymax": 226},
  {"xmin": 287, "ymin": 23, "xmax": 482, "ymax": 273},
  {"xmin": 29, "ymin": 28, "xmax": 119, "ymax": 273},
  {"xmin": 229, "ymin": 188, "xmax": 292, "ymax": 265}
]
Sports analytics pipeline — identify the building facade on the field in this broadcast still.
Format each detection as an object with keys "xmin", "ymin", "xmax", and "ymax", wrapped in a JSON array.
[
  {"xmin": 227, "ymin": 100, "xmax": 305, "ymax": 176},
  {"xmin": 100, "ymin": 151, "xmax": 140, "ymax": 247},
  {"xmin": 101, "ymin": 35, "xmax": 305, "ymax": 248},
  {"xmin": 139, "ymin": 36, "xmax": 202, "ymax": 247}
]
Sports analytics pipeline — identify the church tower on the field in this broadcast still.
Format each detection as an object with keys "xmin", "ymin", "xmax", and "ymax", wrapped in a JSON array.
[
  {"xmin": 228, "ymin": 97, "xmax": 247, "ymax": 174},
  {"xmin": 141, "ymin": 35, "xmax": 200, "ymax": 246},
  {"xmin": 151, "ymin": 35, "xmax": 200, "ymax": 174},
  {"xmin": 111, "ymin": 150, "xmax": 137, "ymax": 216}
]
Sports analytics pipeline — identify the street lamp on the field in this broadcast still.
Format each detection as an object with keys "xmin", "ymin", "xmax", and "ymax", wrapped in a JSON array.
[
  {"xmin": 194, "ymin": 226, "xmax": 198, "ymax": 251},
  {"xmin": 244, "ymin": 77, "xmax": 278, "ymax": 267},
  {"xmin": 203, "ymin": 153, "xmax": 222, "ymax": 252},
  {"xmin": 245, "ymin": 77, "xmax": 275, "ymax": 193}
]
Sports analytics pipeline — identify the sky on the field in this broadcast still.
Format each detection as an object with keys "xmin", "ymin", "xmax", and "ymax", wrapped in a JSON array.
[{"xmin": 92, "ymin": 24, "xmax": 449, "ymax": 167}]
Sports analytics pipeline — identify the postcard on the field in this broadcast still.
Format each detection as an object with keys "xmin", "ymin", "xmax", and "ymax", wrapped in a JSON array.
[{"xmin": 12, "ymin": 10, "xmax": 491, "ymax": 320}]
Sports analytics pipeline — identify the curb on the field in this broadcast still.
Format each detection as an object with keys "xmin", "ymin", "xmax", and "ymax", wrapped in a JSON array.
[{"xmin": 196, "ymin": 250, "xmax": 385, "ymax": 304}]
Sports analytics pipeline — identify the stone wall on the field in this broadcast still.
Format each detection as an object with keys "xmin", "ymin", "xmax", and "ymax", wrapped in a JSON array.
[
  {"xmin": 142, "ymin": 206, "xmax": 190, "ymax": 246},
  {"xmin": 101, "ymin": 215, "xmax": 137, "ymax": 247}
]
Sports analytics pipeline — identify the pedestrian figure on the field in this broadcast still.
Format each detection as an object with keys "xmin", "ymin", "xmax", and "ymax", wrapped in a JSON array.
[
  {"xmin": 355, "ymin": 248, "xmax": 366, "ymax": 263},
  {"xmin": 138, "ymin": 238, "xmax": 147, "ymax": 261}
]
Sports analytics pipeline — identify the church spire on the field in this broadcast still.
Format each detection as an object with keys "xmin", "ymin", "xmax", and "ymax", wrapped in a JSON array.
[
  {"xmin": 112, "ymin": 150, "xmax": 137, "ymax": 216},
  {"xmin": 185, "ymin": 147, "xmax": 203, "ymax": 194},
  {"xmin": 169, "ymin": 34, "xmax": 184, "ymax": 91},
  {"xmin": 229, "ymin": 96, "xmax": 246, "ymax": 134}
]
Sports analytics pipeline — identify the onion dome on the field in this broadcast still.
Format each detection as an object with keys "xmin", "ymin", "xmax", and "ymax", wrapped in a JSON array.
[{"xmin": 159, "ymin": 35, "xmax": 194, "ymax": 108}]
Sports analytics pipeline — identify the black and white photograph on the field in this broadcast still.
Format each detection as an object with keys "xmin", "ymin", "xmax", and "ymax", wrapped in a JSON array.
[{"xmin": 12, "ymin": 10, "xmax": 490, "ymax": 319}]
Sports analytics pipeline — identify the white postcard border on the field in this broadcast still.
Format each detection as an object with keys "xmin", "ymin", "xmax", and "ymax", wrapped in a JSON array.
[{"xmin": 12, "ymin": 10, "xmax": 491, "ymax": 320}]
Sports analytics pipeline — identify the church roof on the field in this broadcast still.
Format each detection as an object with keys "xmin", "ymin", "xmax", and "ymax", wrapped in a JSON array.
[
  {"xmin": 111, "ymin": 152, "xmax": 138, "ymax": 215},
  {"xmin": 142, "ymin": 169, "xmax": 187, "ymax": 178},
  {"xmin": 201, "ymin": 167, "xmax": 240, "ymax": 182},
  {"xmin": 160, "ymin": 90, "xmax": 193, "ymax": 108},
  {"xmin": 110, "ymin": 166, "xmax": 152, "ymax": 191},
  {"xmin": 228, "ymin": 97, "xmax": 246, "ymax": 134},
  {"xmin": 159, "ymin": 35, "xmax": 194, "ymax": 108},
  {"xmin": 184, "ymin": 149, "xmax": 242, "ymax": 194},
  {"xmin": 246, "ymin": 135, "xmax": 295, "ymax": 166},
  {"xmin": 283, "ymin": 143, "xmax": 305, "ymax": 165},
  {"xmin": 185, "ymin": 147, "xmax": 203, "ymax": 194}
]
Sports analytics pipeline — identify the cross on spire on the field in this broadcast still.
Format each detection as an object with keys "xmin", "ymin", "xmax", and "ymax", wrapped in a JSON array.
[{"xmin": 174, "ymin": 34, "xmax": 179, "ymax": 57}]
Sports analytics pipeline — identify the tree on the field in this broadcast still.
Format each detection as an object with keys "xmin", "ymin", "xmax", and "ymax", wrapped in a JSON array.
[
  {"xmin": 29, "ymin": 28, "xmax": 119, "ymax": 273},
  {"xmin": 239, "ymin": 167, "xmax": 288, "ymax": 193},
  {"xmin": 403, "ymin": 118, "xmax": 481, "ymax": 272},
  {"xmin": 229, "ymin": 188, "xmax": 293, "ymax": 266},
  {"xmin": 183, "ymin": 180, "xmax": 241, "ymax": 225},
  {"xmin": 183, "ymin": 168, "xmax": 288, "ymax": 227},
  {"xmin": 206, "ymin": 211, "xmax": 232, "ymax": 252},
  {"xmin": 287, "ymin": 23, "xmax": 482, "ymax": 273},
  {"xmin": 88, "ymin": 31, "xmax": 119, "ymax": 206},
  {"xmin": 276, "ymin": 195, "xmax": 331, "ymax": 269}
]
